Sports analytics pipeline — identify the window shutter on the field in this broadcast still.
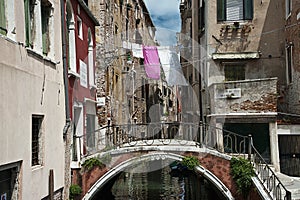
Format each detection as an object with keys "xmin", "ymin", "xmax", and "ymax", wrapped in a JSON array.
[
  {"xmin": 0, "ymin": 0, "xmax": 6, "ymax": 35},
  {"xmin": 217, "ymin": 0, "xmax": 226, "ymax": 21},
  {"xmin": 24, "ymin": 0, "xmax": 31, "ymax": 46},
  {"xmin": 41, "ymin": 6, "xmax": 50, "ymax": 55},
  {"xmin": 244, "ymin": 0, "xmax": 253, "ymax": 20},
  {"xmin": 42, "ymin": 13, "xmax": 47, "ymax": 55}
]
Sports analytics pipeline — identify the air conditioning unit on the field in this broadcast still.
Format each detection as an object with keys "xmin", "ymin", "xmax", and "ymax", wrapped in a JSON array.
[{"xmin": 219, "ymin": 88, "xmax": 241, "ymax": 99}]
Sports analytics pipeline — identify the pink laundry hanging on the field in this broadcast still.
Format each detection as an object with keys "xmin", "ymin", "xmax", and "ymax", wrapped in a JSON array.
[{"xmin": 142, "ymin": 46, "xmax": 160, "ymax": 80}]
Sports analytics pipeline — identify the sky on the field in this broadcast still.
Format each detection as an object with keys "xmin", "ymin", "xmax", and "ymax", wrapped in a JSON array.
[{"xmin": 143, "ymin": 0, "xmax": 181, "ymax": 46}]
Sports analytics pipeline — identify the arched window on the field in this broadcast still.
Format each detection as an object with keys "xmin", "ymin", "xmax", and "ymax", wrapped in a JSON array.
[
  {"xmin": 66, "ymin": 0, "xmax": 77, "ymax": 75},
  {"xmin": 88, "ymin": 28, "xmax": 95, "ymax": 87}
]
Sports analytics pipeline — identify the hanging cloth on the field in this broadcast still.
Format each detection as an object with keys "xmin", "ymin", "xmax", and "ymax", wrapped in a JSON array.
[{"xmin": 142, "ymin": 46, "xmax": 161, "ymax": 80}]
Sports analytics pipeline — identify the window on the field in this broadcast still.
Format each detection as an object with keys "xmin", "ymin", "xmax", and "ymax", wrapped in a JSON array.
[
  {"xmin": 224, "ymin": 64, "xmax": 245, "ymax": 81},
  {"xmin": 286, "ymin": 0, "xmax": 292, "ymax": 18},
  {"xmin": 217, "ymin": 0, "xmax": 253, "ymax": 21},
  {"xmin": 66, "ymin": 1, "xmax": 77, "ymax": 74},
  {"xmin": 41, "ymin": 1, "xmax": 52, "ymax": 55},
  {"xmin": 32, "ymin": 115, "xmax": 44, "ymax": 166},
  {"xmin": 77, "ymin": 16, "xmax": 82, "ymax": 39},
  {"xmin": 0, "ymin": 162, "xmax": 20, "ymax": 200},
  {"xmin": 198, "ymin": 0, "xmax": 205, "ymax": 32},
  {"xmin": 88, "ymin": 29, "xmax": 95, "ymax": 87},
  {"xmin": 86, "ymin": 114, "xmax": 95, "ymax": 149},
  {"xmin": 24, "ymin": 0, "xmax": 35, "ymax": 47},
  {"xmin": 286, "ymin": 44, "xmax": 293, "ymax": 84},
  {"xmin": 0, "ymin": 0, "xmax": 6, "ymax": 35}
]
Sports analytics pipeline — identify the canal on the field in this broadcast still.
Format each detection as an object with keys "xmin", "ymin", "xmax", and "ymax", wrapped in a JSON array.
[{"xmin": 92, "ymin": 159, "xmax": 226, "ymax": 200}]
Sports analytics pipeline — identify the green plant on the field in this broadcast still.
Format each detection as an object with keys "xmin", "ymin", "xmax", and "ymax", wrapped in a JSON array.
[
  {"xmin": 181, "ymin": 155, "xmax": 199, "ymax": 170},
  {"xmin": 69, "ymin": 184, "xmax": 82, "ymax": 200},
  {"xmin": 81, "ymin": 157, "xmax": 105, "ymax": 171},
  {"xmin": 230, "ymin": 157, "xmax": 255, "ymax": 199}
]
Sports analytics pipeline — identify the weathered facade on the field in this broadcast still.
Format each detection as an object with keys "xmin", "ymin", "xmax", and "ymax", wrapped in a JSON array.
[
  {"xmin": 89, "ymin": 0, "xmax": 160, "ymax": 128},
  {"xmin": 180, "ymin": 0, "xmax": 291, "ymax": 170},
  {"xmin": 277, "ymin": 0, "xmax": 300, "ymax": 176},
  {"xmin": 0, "ymin": 0, "xmax": 65, "ymax": 199}
]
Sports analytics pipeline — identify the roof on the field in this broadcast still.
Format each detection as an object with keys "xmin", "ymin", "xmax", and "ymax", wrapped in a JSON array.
[{"xmin": 77, "ymin": 0, "xmax": 100, "ymax": 26}]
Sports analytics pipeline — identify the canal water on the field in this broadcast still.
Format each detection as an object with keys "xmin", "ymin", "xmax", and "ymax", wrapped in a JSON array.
[{"xmin": 92, "ymin": 159, "xmax": 226, "ymax": 200}]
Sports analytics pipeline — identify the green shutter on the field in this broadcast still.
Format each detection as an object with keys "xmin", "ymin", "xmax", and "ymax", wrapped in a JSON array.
[
  {"xmin": 41, "ymin": 5, "xmax": 49, "ymax": 55},
  {"xmin": 0, "ymin": 0, "xmax": 6, "ymax": 35},
  {"xmin": 24, "ymin": 0, "xmax": 31, "ymax": 46},
  {"xmin": 244, "ymin": 0, "xmax": 253, "ymax": 20},
  {"xmin": 42, "ymin": 12, "xmax": 47, "ymax": 54},
  {"xmin": 217, "ymin": 0, "xmax": 226, "ymax": 21}
]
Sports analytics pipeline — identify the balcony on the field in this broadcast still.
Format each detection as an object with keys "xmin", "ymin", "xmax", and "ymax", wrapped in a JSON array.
[{"xmin": 209, "ymin": 78, "xmax": 278, "ymax": 115}]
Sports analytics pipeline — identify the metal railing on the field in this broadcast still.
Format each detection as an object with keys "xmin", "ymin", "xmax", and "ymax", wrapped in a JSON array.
[
  {"xmin": 86, "ymin": 122, "xmax": 200, "ymax": 154},
  {"xmin": 83, "ymin": 121, "xmax": 291, "ymax": 200},
  {"xmin": 249, "ymin": 136, "xmax": 291, "ymax": 200}
]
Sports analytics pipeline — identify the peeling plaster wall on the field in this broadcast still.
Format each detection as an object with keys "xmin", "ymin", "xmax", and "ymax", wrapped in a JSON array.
[
  {"xmin": 206, "ymin": 0, "xmax": 286, "ymax": 86},
  {"xmin": 210, "ymin": 78, "xmax": 277, "ymax": 114}
]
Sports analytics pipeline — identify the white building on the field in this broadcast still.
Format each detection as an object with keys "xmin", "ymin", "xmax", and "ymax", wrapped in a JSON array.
[{"xmin": 0, "ymin": 0, "xmax": 66, "ymax": 199}]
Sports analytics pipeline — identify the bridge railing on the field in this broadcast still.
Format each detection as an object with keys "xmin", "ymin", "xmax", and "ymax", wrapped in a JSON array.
[
  {"xmin": 202, "ymin": 124, "xmax": 291, "ymax": 200},
  {"xmin": 249, "ymin": 137, "xmax": 291, "ymax": 200},
  {"xmin": 87, "ymin": 122, "xmax": 200, "ymax": 154},
  {"xmin": 85, "ymin": 122, "xmax": 291, "ymax": 200}
]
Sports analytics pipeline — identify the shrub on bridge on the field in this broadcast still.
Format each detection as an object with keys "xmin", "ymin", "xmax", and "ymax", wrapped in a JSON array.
[
  {"xmin": 230, "ymin": 157, "xmax": 255, "ymax": 199},
  {"xmin": 81, "ymin": 157, "xmax": 106, "ymax": 171},
  {"xmin": 181, "ymin": 155, "xmax": 200, "ymax": 170}
]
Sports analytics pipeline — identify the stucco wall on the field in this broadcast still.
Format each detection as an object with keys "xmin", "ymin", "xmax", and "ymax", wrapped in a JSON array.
[{"xmin": 0, "ymin": 0, "xmax": 65, "ymax": 199}]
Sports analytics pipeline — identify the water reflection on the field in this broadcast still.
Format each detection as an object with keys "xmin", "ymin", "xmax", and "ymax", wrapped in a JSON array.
[{"xmin": 92, "ymin": 159, "xmax": 226, "ymax": 200}]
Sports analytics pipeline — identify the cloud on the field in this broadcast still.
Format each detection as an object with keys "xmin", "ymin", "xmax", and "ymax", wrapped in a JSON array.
[
  {"xmin": 144, "ymin": 0, "xmax": 180, "ymax": 16},
  {"xmin": 155, "ymin": 28, "xmax": 178, "ymax": 46},
  {"xmin": 152, "ymin": 14, "xmax": 181, "ymax": 31},
  {"xmin": 144, "ymin": 0, "xmax": 181, "ymax": 45}
]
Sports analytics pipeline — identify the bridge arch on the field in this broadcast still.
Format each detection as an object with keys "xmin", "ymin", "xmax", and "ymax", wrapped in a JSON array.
[{"xmin": 82, "ymin": 152, "xmax": 234, "ymax": 200}]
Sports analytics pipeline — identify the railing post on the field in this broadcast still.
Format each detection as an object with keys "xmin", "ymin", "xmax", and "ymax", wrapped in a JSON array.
[
  {"xmin": 199, "ymin": 121, "xmax": 203, "ymax": 145},
  {"xmin": 248, "ymin": 134, "xmax": 252, "ymax": 161},
  {"xmin": 286, "ymin": 191, "xmax": 292, "ymax": 200}
]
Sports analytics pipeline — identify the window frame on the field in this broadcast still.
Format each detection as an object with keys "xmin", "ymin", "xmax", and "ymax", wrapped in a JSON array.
[
  {"xmin": 0, "ymin": 162, "xmax": 21, "ymax": 200},
  {"xmin": 224, "ymin": 63, "xmax": 246, "ymax": 81},
  {"xmin": 0, "ymin": 0, "xmax": 7, "ymax": 35},
  {"xmin": 41, "ymin": 1, "xmax": 52, "ymax": 55},
  {"xmin": 77, "ymin": 16, "xmax": 83, "ymax": 39},
  {"xmin": 32, "ymin": 114, "xmax": 44, "ymax": 166},
  {"xmin": 217, "ymin": 0, "xmax": 253, "ymax": 22},
  {"xmin": 24, "ymin": 0, "xmax": 36, "ymax": 47},
  {"xmin": 285, "ymin": 0, "xmax": 292, "ymax": 19},
  {"xmin": 86, "ymin": 114, "xmax": 95, "ymax": 149}
]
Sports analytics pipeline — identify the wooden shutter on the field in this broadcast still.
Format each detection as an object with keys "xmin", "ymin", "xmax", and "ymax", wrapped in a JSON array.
[
  {"xmin": 244, "ymin": 0, "xmax": 253, "ymax": 20},
  {"xmin": 0, "ymin": 0, "xmax": 6, "ymax": 35},
  {"xmin": 42, "ymin": 5, "xmax": 50, "ymax": 55},
  {"xmin": 24, "ymin": 0, "xmax": 31, "ymax": 46},
  {"xmin": 217, "ymin": 0, "xmax": 226, "ymax": 21}
]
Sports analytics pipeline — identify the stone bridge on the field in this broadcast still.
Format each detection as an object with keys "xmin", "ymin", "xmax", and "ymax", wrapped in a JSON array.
[{"xmin": 72, "ymin": 122, "xmax": 292, "ymax": 200}]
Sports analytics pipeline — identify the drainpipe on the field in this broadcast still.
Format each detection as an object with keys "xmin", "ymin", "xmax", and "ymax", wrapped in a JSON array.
[
  {"xmin": 61, "ymin": 0, "xmax": 71, "ymax": 136},
  {"xmin": 60, "ymin": 0, "xmax": 71, "ymax": 199}
]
